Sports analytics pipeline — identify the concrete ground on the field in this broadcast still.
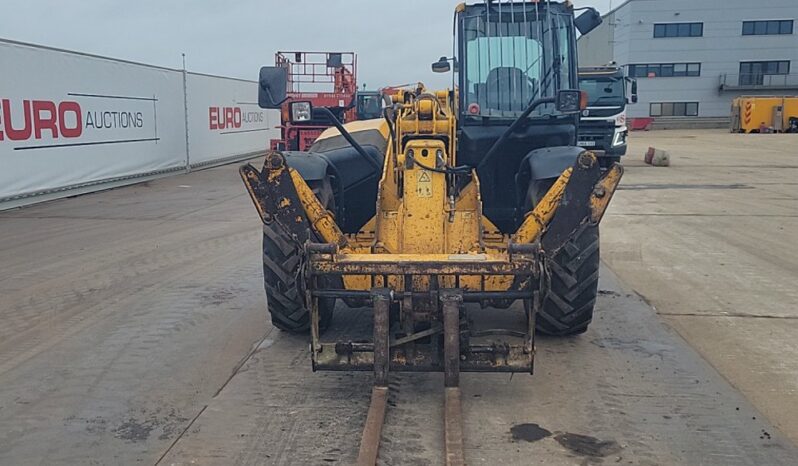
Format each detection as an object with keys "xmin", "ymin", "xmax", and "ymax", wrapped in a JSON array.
[
  {"xmin": 159, "ymin": 267, "xmax": 797, "ymax": 466},
  {"xmin": 0, "ymin": 168, "xmax": 267, "ymax": 465},
  {"xmin": 0, "ymin": 132, "xmax": 796, "ymax": 465},
  {"xmin": 602, "ymin": 129, "xmax": 798, "ymax": 445}
]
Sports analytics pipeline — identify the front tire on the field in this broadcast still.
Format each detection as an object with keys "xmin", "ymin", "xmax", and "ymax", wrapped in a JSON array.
[
  {"xmin": 536, "ymin": 224, "xmax": 600, "ymax": 336},
  {"xmin": 524, "ymin": 179, "xmax": 600, "ymax": 336},
  {"xmin": 261, "ymin": 178, "xmax": 337, "ymax": 333}
]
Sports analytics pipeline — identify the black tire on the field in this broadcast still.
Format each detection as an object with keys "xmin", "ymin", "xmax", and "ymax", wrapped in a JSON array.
[
  {"xmin": 524, "ymin": 179, "xmax": 600, "ymax": 336},
  {"xmin": 536, "ymin": 224, "xmax": 600, "ymax": 336},
  {"xmin": 262, "ymin": 179, "xmax": 337, "ymax": 333}
]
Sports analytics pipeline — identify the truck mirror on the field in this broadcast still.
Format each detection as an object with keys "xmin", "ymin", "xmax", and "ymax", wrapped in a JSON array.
[
  {"xmin": 432, "ymin": 57, "xmax": 451, "ymax": 73},
  {"xmin": 258, "ymin": 66, "xmax": 288, "ymax": 109},
  {"xmin": 630, "ymin": 79, "xmax": 638, "ymax": 103},
  {"xmin": 574, "ymin": 8, "xmax": 602, "ymax": 35}
]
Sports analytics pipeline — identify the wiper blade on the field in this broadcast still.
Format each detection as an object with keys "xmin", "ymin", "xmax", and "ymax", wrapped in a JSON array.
[
  {"xmin": 528, "ymin": 65, "xmax": 555, "ymax": 105},
  {"xmin": 592, "ymin": 96, "xmax": 623, "ymax": 103}
]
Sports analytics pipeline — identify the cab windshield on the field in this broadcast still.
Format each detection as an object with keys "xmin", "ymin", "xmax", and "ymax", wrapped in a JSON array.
[
  {"xmin": 461, "ymin": 5, "xmax": 574, "ymax": 118},
  {"xmin": 579, "ymin": 77, "xmax": 625, "ymax": 107}
]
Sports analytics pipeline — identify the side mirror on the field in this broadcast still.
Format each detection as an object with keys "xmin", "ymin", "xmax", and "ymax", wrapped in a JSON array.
[
  {"xmin": 574, "ymin": 8, "xmax": 602, "ymax": 35},
  {"xmin": 432, "ymin": 56, "xmax": 451, "ymax": 73},
  {"xmin": 630, "ymin": 79, "xmax": 638, "ymax": 104},
  {"xmin": 556, "ymin": 89, "xmax": 586, "ymax": 114},
  {"xmin": 258, "ymin": 66, "xmax": 288, "ymax": 109}
]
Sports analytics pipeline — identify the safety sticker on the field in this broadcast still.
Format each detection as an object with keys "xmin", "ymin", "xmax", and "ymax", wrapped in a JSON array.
[{"xmin": 417, "ymin": 169, "xmax": 432, "ymax": 198}]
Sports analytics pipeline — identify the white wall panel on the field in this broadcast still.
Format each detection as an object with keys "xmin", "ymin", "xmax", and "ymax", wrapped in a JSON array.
[
  {"xmin": 185, "ymin": 73, "xmax": 277, "ymax": 166},
  {"xmin": 0, "ymin": 39, "xmax": 277, "ymax": 207},
  {"xmin": 0, "ymin": 40, "xmax": 186, "ymax": 201}
]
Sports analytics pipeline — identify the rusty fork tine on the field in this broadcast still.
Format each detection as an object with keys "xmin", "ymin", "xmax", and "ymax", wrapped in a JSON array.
[
  {"xmin": 356, "ymin": 289, "xmax": 392, "ymax": 466},
  {"xmin": 442, "ymin": 290, "xmax": 466, "ymax": 465},
  {"xmin": 357, "ymin": 386, "xmax": 389, "ymax": 466},
  {"xmin": 358, "ymin": 289, "xmax": 468, "ymax": 465},
  {"xmin": 445, "ymin": 387, "xmax": 466, "ymax": 466}
]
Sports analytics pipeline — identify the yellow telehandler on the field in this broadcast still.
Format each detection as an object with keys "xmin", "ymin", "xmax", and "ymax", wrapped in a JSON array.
[{"xmin": 240, "ymin": 2, "xmax": 617, "ymax": 463}]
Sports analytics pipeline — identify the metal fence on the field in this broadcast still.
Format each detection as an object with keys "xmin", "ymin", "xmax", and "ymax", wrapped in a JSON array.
[{"xmin": 720, "ymin": 73, "xmax": 798, "ymax": 89}]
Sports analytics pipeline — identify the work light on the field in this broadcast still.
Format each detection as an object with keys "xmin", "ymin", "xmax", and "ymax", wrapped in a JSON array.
[{"xmin": 291, "ymin": 101, "xmax": 312, "ymax": 122}]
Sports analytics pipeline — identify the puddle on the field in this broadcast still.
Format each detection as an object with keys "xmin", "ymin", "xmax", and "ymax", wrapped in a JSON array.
[
  {"xmin": 554, "ymin": 432, "xmax": 622, "ymax": 457},
  {"xmin": 509, "ymin": 423, "xmax": 623, "ymax": 459},
  {"xmin": 111, "ymin": 408, "xmax": 189, "ymax": 443},
  {"xmin": 198, "ymin": 286, "xmax": 246, "ymax": 306},
  {"xmin": 113, "ymin": 419, "xmax": 155, "ymax": 442},
  {"xmin": 511, "ymin": 423, "xmax": 552, "ymax": 442}
]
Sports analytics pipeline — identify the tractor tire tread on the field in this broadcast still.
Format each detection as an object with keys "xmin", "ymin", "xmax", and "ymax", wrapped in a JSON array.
[
  {"xmin": 536, "ymin": 224, "xmax": 600, "ymax": 336},
  {"xmin": 261, "ymin": 179, "xmax": 336, "ymax": 333}
]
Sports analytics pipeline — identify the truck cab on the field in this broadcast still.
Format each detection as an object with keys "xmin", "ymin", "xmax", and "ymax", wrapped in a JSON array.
[
  {"xmin": 355, "ymin": 91, "xmax": 383, "ymax": 120},
  {"xmin": 577, "ymin": 66, "xmax": 637, "ymax": 166}
]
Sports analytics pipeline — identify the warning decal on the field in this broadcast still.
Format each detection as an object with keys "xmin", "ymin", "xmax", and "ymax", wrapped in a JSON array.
[{"xmin": 416, "ymin": 169, "xmax": 432, "ymax": 198}]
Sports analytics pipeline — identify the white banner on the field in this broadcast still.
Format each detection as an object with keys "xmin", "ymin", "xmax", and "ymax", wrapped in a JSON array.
[
  {"xmin": 186, "ymin": 73, "xmax": 276, "ymax": 166},
  {"xmin": 0, "ymin": 40, "xmax": 186, "ymax": 201},
  {"xmin": 0, "ymin": 39, "xmax": 279, "ymax": 206}
]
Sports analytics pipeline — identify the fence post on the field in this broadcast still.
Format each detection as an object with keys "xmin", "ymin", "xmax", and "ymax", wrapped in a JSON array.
[{"xmin": 181, "ymin": 53, "xmax": 191, "ymax": 173}]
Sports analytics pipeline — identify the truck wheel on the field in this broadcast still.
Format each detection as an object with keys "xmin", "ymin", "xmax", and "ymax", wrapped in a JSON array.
[
  {"xmin": 536, "ymin": 224, "xmax": 600, "ymax": 336},
  {"xmin": 262, "ymin": 179, "xmax": 338, "ymax": 333}
]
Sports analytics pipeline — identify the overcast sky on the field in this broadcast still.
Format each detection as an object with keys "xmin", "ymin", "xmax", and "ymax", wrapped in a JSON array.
[{"xmin": 0, "ymin": 0, "xmax": 613, "ymax": 89}]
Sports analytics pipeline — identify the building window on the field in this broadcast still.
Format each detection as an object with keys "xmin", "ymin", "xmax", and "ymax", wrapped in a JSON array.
[
  {"xmin": 739, "ymin": 61, "xmax": 790, "ymax": 85},
  {"xmin": 654, "ymin": 22, "xmax": 703, "ymax": 38},
  {"xmin": 628, "ymin": 63, "xmax": 701, "ymax": 78},
  {"xmin": 742, "ymin": 20, "xmax": 793, "ymax": 36},
  {"xmin": 650, "ymin": 102, "xmax": 699, "ymax": 117}
]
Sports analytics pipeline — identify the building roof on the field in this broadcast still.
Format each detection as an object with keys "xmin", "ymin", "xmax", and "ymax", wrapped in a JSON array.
[{"xmin": 601, "ymin": 0, "xmax": 635, "ymax": 19}]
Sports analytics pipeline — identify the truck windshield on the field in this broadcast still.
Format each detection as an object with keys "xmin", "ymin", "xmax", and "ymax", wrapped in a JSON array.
[
  {"xmin": 462, "ymin": 6, "xmax": 573, "ymax": 118},
  {"xmin": 579, "ymin": 77, "xmax": 625, "ymax": 107},
  {"xmin": 357, "ymin": 93, "xmax": 382, "ymax": 120}
]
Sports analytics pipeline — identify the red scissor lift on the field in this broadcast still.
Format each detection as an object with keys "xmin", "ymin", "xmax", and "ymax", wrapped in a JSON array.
[{"xmin": 270, "ymin": 51, "xmax": 358, "ymax": 151}]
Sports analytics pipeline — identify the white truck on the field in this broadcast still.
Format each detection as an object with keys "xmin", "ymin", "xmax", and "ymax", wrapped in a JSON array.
[{"xmin": 578, "ymin": 66, "xmax": 637, "ymax": 167}]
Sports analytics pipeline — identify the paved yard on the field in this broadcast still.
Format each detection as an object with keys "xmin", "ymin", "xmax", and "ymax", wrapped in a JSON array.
[
  {"xmin": 603, "ymin": 129, "xmax": 798, "ymax": 444},
  {"xmin": 1, "ymin": 132, "xmax": 797, "ymax": 464}
]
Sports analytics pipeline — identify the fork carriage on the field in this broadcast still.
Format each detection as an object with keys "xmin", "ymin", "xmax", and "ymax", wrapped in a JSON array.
[{"xmin": 306, "ymin": 244, "xmax": 544, "ymax": 378}]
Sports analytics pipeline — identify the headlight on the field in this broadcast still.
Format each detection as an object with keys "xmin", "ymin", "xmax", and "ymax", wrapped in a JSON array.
[
  {"xmin": 612, "ymin": 130, "xmax": 627, "ymax": 147},
  {"xmin": 291, "ymin": 102, "xmax": 312, "ymax": 122}
]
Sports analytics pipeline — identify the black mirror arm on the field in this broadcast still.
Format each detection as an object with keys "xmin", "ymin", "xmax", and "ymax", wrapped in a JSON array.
[
  {"xmin": 475, "ymin": 97, "xmax": 556, "ymax": 173},
  {"xmin": 315, "ymin": 107, "xmax": 381, "ymax": 171},
  {"xmin": 262, "ymin": 86, "xmax": 289, "ymax": 108}
]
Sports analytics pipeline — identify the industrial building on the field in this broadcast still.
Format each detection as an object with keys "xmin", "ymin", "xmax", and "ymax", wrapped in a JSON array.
[{"xmin": 577, "ymin": 0, "xmax": 798, "ymax": 120}]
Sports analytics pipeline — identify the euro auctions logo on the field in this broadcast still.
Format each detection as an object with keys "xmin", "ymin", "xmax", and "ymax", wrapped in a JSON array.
[
  {"xmin": 0, "ymin": 99, "xmax": 83, "ymax": 141},
  {"xmin": 0, "ymin": 94, "xmax": 155, "ymax": 150},
  {"xmin": 208, "ymin": 106, "xmax": 264, "ymax": 133}
]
